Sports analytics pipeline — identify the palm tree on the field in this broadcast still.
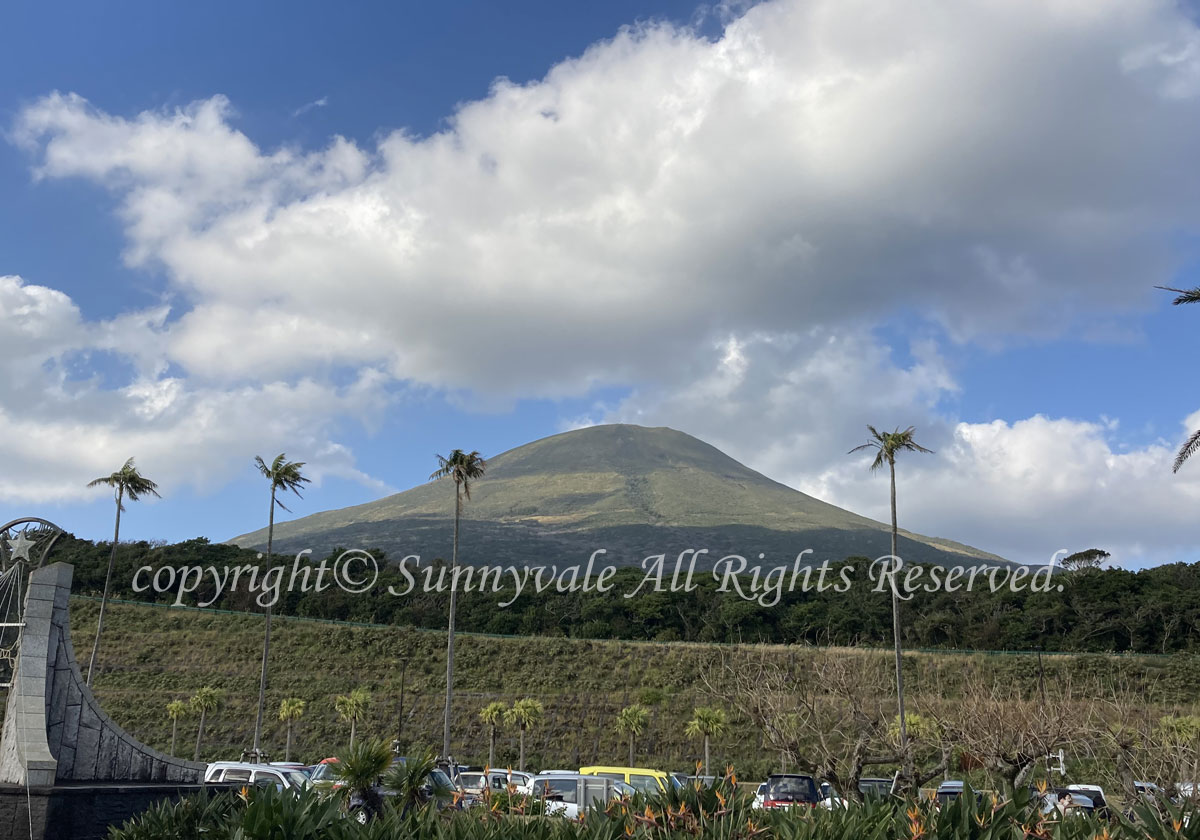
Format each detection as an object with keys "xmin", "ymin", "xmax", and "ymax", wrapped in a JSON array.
[
  {"xmin": 616, "ymin": 704, "xmax": 650, "ymax": 767},
  {"xmin": 84, "ymin": 457, "xmax": 160, "ymax": 686},
  {"xmin": 166, "ymin": 699, "xmax": 187, "ymax": 756},
  {"xmin": 684, "ymin": 707, "xmax": 727, "ymax": 777},
  {"xmin": 1159, "ymin": 286, "xmax": 1200, "ymax": 472},
  {"xmin": 480, "ymin": 701, "xmax": 508, "ymax": 768},
  {"xmin": 849, "ymin": 425, "xmax": 933, "ymax": 786},
  {"xmin": 429, "ymin": 449, "xmax": 487, "ymax": 760},
  {"xmin": 504, "ymin": 698, "xmax": 544, "ymax": 772},
  {"xmin": 333, "ymin": 738, "xmax": 393, "ymax": 822},
  {"xmin": 190, "ymin": 687, "xmax": 222, "ymax": 762},
  {"xmin": 336, "ymin": 688, "xmax": 371, "ymax": 749},
  {"xmin": 278, "ymin": 697, "xmax": 306, "ymax": 762},
  {"xmin": 382, "ymin": 749, "xmax": 451, "ymax": 815},
  {"xmin": 249, "ymin": 453, "xmax": 310, "ymax": 761}
]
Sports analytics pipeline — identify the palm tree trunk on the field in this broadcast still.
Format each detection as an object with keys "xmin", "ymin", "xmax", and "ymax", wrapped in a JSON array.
[
  {"xmin": 194, "ymin": 710, "xmax": 206, "ymax": 762},
  {"xmin": 252, "ymin": 487, "xmax": 276, "ymax": 760},
  {"xmin": 285, "ymin": 721, "xmax": 293, "ymax": 762},
  {"xmin": 350, "ymin": 717, "xmax": 357, "ymax": 749},
  {"xmin": 442, "ymin": 483, "xmax": 461, "ymax": 760},
  {"xmin": 703, "ymin": 734, "xmax": 710, "ymax": 778},
  {"xmin": 489, "ymin": 726, "xmax": 496, "ymax": 768},
  {"xmin": 628, "ymin": 732, "xmax": 634, "ymax": 767},
  {"xmin": 889, "ymin": 458, "xmax": 912, "ymax": 786},
  {"xmin": 170, "ymin": 719, "xmax": 178, "ymax": 756},
  {"xmin": 86, "ymin": 484, "xmax": 124, "ymax": 687},
  {"xmin": 519, "ymin": 726, "xmax": 526, "ymax": 771}
]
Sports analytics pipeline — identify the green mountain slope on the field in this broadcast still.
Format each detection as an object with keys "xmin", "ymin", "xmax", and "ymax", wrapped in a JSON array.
[{"xmin": 229, "ymin": 424, "xmax": 1004, "ymax": 567}]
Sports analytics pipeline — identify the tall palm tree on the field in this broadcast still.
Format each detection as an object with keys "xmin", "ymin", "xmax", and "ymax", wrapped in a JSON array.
[
  {"xmin": 1159, "ymin": 286, "xmax": 1200, "ymax": 472},
  {"xmin": 849, "ymin": 425, "xmax": 933, "ymax": 786},
  {"xmin": 504, "ymin": 698, "xmax": 544, "ymax": 772},
  {"xmin": 166, "ymin": 699, "xmax": 187, "ymax": 756},
  {"xmin": 429, "ymin": 449, "xmax": 487, "ymax": 760},
  {"xmin": 480, "ymin": 701, "xmax": 508, "ymax": 768},
  {"xmin": 278, "ymin": 697, "xmax": 306, "ymax": 762},
  {"xmin": 684, "ymin": 706, "xmax": 727, "ymax": 777},
  {"xmin": 190, "ymin": 686, "xmax": 222, "ymax": 762},
  {"xmin": 249, "ymin": 453, "xmax": 310, "ymax": 761},
  {"xmin": 616, "ymin": 704, "xmax": 650, "ymax": 768},
  {"xmin": 336, "ymin": 688, "xmax": 371, "ymax": 749},
  {"xmin": 85, "ymin": 457, "xmax": 160, "ymax": 686}
]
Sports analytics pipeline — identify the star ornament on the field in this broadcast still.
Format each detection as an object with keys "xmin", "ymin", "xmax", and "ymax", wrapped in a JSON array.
[{"xmin": 6, "ymin": 531, "xmax": 36, "ymax": 563}]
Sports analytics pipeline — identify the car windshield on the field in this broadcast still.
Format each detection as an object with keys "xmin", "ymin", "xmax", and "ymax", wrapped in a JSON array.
[
  {"xmin": 283, "ymin": 771, "xmax": 308, "ymax": 788},
  {"xmin": 310, "ymin": 763, "xmax": 335, "ymax": 781},
  {"xmin": 670, "ymin": 775, "xmax": 684, "ymax": 790},
  {"xmin": 765, "ymin": 776, "xmax": 818, "ymax": 802},
  {"xmin": 427, "ymin": 769, "xmax": 453, "ymax": 790},
  {"xmin": 459, "ymin": 773, "xmax": 484, "ymax": 788}
]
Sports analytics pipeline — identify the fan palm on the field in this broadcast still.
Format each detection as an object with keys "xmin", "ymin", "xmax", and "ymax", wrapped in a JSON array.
[
  {"xmin": 684, "ymin": 706, "xmax": 727, "ymax": 777},
  {"xmin": 849, "ymin": 425, "xmax": 933, "ymax": 786},
  {"xmin": 166, "ymin": 699, "xmax": 187, "ymax": 756},
  {"xmin": 1159, "ymin": 286, "xmax": 1200, "ymax": 472},
  {"xmin": 616, "ymin": 704, "xmax": 650, "ymax": 768},
  {"xmin": 333, "ymin": 738, "xmax": 393, "ymax": 822},
  {"xmin": 382, "ymin": 749, "xmax": 451, "ymax": 815},
  {"xmin": 429, "ymin": 449, "xmax": 487, "ymax": 759},
  {"xmin": 480, "ymin": 701, "xmax": 508, "ymax": 768},
  {"xmin": 504, "ymin": 698, "xmax": 544, "ymax": 771},
  {"xmin": 190, "ymin": 686, "xmax": 222, "ymax": 762},
  {"xmin": 278, "ymin": 697, "xmax": 306, "ymax": 762},
  {"xmin": 249, "ymin": 453, "xmax": 310, "ymax": 761},
  {"xmin": 84, "ymin": 457, "xmax": 160, "ymax": 686},
  {"xmin": 336, "ymin": 687, "xmax": 371, "ymax": 749}
]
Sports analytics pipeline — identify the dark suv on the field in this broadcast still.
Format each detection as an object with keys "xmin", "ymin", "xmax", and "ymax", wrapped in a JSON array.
[{"xmin": 761, "ymin": 774, "xmax": 820, "ymax": 809}]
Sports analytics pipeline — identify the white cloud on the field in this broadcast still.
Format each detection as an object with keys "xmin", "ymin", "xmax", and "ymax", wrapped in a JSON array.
[{"xmin": 13, "ymin": 0, "xmax": 1200, "ymax": 396}]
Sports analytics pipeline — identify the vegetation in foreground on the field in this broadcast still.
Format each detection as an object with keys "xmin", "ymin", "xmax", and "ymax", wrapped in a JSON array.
[{"xmin": 108, "ymin": 773, "xmax": 1200, "ymax": 840}]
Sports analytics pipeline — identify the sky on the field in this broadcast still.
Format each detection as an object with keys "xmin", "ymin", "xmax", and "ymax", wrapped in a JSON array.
[{"xmin": 2, "ymin": 0, "xmax": 1199, "ymax": 568}]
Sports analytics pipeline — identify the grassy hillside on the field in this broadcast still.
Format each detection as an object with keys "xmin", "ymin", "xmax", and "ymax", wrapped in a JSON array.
[
  {"xmin": 229, "ymin": 425, "xmax": 1005, "ymax": 567},
  {"xmin": 72, "ymin": 598, "xmax": 1200, "ymax": 781}
]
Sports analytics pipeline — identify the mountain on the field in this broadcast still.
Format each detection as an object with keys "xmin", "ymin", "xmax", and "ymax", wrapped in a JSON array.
[{"xmin": 228, "ymin": 424, "xmax": 1005, "ymax": 567}]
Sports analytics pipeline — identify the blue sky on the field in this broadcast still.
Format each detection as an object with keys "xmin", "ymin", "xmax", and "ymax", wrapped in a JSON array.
[{"xmin": 2, "ymin": 0, "xmax": 1199, "ymax": 567}]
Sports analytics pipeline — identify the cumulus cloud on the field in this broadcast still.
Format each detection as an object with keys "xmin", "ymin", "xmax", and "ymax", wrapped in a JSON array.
[{"xmin": 14, "ymin": 0, "xmax": 1200, "ymax": 395}]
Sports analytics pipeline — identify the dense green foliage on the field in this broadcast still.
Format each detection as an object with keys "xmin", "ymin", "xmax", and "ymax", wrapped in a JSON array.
[
  {"xmin": 54, "ymin": 534, "xmax": 1200, "ymax": 653},
  {"xmin": 108, "ymin": 775, "xmax": 1200, "ymax": 840}
]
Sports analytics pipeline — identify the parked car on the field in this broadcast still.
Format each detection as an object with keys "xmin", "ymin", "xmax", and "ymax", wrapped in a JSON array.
[
  {"xmin": 1066, "ymin": 784, "xmax": 1112, "ymax": 819},
  {"xmin": 819, "ymin": 781, "xmax": 849, "ymax": 809},
  {"xmin": 527, "ymin": 773, "xmax": 626, "ymax": 818},
  {"xmin": 579, "ymin": 765, "xmax": 682, "ymax": 794},
  {"xmin": 460, "ymin": 768, "xmax": 535, "ymax": 804},
  {"xmin": 935, "ymin": 780, "xmax": 965, "ymax": 805},
  {"xmin": 760, "ymin": 774, "xmax": 820, "ymax": 809},
  {"xmin": 204, "ymin": 761, "xmax": 309, "ymax": 791},
  {"xmin": 752, "ymin": 782, "xmax": 766, "ymax": 810},
  {"xmin": 858, "ymin": 777, "xmax": 894, "ymax": 799}
]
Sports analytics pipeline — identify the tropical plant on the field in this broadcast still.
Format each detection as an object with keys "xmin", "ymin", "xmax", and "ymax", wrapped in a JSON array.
[
  {"xmin": 250, "ymin": 453, "xmax": 310, "ymax": 761},
  {"xmin": 190, "ymin": 686, "xmax": 222, "ymax": 762},
  {"xmin": 479, "ymin": 701, "xmax": 508, "ymax": 768},
  {"xmin": 504, "ymin": 698, "xmax": 544, "ymax": 771},
  {"xmin": 849, "ymin": 424, "xmax": 933, "ymax": 787},
  {"xmin": 381, "ymin": 749, "xmax": 453, "ymax": 815},
  {"xmin": 166, "ymin": 699, "xmax": 187, "ymax": 756},
  {"xmin": 429, "ymin": 448, "xmax": 487, "ymax": 759},
  {"xmin": 336, "ymin": 687, "xmax": 371, "ymax": 749},
  {"xmin": 1160, "ymin": 286, "xmax": 1200, "ymax": 473},
  {"xmin": 684, "ymin": 706, "xmax": 727, "ymax": 777},
  {"xmin": 616, "ymin": 704, "xmax": 650, "ymax": 768},
  {"xmin": 278, "ymin": 697, "xmax": 306, "ymax": 762},
  {"xmin": 332, "ymin": 737, "xmax": 393, "ymax": 823},
  {"xmin": 84, "ymin": 457, "xmax": 160, "ymax": 686}
]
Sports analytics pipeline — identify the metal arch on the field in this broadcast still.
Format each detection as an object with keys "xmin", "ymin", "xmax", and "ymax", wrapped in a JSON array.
[{"xmin": 0, "ymin": 517, "xmax": 64, "ymax": 572}]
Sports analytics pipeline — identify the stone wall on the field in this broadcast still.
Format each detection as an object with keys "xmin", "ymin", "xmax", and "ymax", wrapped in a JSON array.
[{"xmin": 0, "ymin": 562, "xmax": 205, "ymax": 785}]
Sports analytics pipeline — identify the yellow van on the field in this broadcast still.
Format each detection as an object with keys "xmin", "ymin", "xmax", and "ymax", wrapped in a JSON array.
[{"xmin": 578, "ymin": 766, "xmax": 681, "ymax": 794}]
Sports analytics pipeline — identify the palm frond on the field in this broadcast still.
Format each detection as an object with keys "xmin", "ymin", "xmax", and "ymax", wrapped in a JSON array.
[
  {"xmin": 1157, "ymin": 285, "xmax": 1200, "ymax": 305},
  {"xmin": 1174, "ymin": 428, "xmax": 1200, "ymax": 473}
]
